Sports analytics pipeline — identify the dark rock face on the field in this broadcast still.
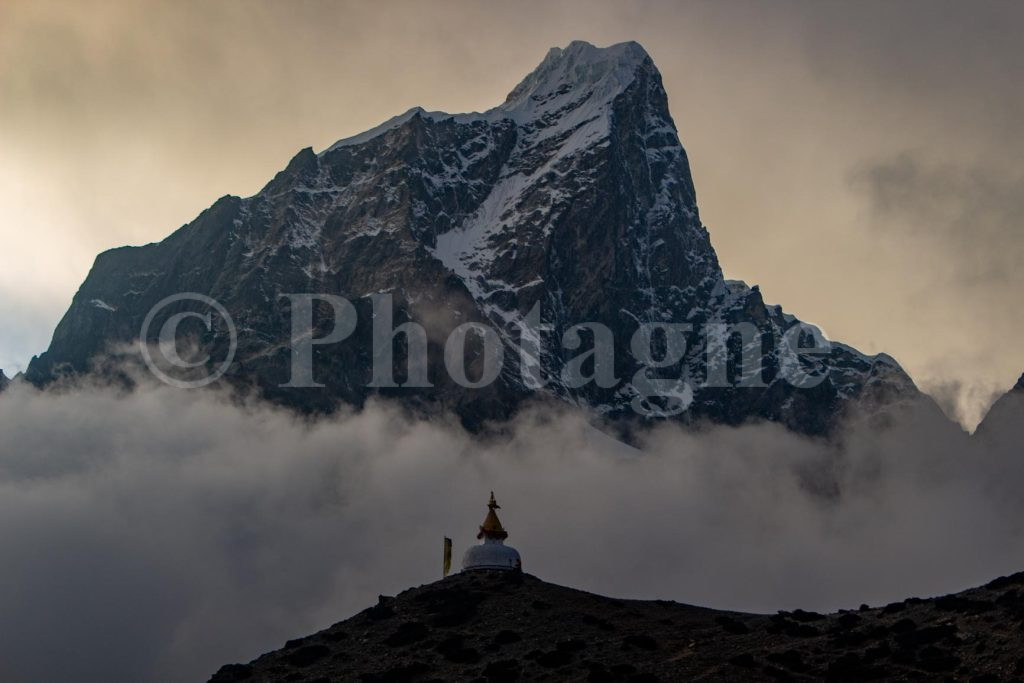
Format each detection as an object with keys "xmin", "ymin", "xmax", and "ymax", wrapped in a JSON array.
[
  {"xmin": 208, "ymin": 569, "xmax": 1024, "ymax": 682},
  {"xmin": 0, "ymin": 370, "xmax": 8, "ymax": 392},
  {"xmin": 26, "ymin": 40, "xmax": 925, "ymax": 433},
  {"xmin": 975, "ymin": 371, "xmax": 1024, "ymax": 437}
]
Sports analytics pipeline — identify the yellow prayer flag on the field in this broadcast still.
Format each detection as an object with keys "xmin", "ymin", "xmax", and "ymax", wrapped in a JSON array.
[{"xmin": 443, "ymin": 536, "xmax": 452, "ymax": 577}]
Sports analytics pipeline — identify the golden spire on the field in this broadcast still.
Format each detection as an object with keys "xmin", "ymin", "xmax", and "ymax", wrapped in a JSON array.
[{"xmin": 477, "ymin": 491, "xmax": 508, "ymax": 540}]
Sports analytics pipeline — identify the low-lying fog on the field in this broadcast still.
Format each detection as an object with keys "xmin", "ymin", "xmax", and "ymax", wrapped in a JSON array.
[{"xmin": 1, "ymin": 376, "xmax": 1021, "ymax": 682}]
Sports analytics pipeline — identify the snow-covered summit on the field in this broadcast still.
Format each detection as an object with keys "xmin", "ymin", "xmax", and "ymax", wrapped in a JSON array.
[
  {"xmin": 323, "ymin": 41, "xmax": 654, "ymax": 153},
  {"xmin": 496, "ymin": 40, "xmax": 651, "ymax": 121}
]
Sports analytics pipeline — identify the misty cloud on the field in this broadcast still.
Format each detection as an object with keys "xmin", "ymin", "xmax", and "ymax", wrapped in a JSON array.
[
  {"xmin": 847, "ymin": 151, "xmax": 1024, "ymax": 427},
  {"xmin": 915, "ymin": 375, "xmax": 1008, "ymax": 432},
  {"xmin": 1, "ymin": 377, "xmax": 1023, "ymax": 682},
  {"xmin": 851, "ymin": 153, "xmax": 1024, "ymax": 287}
]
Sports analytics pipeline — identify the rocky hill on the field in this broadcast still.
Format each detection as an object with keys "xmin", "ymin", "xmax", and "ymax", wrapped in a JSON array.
[
  {"xmin": 27, "ymin": 41, "xmax": 927, "ymax": 434},
  {"xmin": 209, "ymin": 569, "xmax": 1024, "ymax": 682}
]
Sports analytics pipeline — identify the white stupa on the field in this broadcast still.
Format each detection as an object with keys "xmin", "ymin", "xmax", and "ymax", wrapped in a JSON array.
[{"xmin": 461, "ymin": 492, "xmax": 522, "ymax": 572}]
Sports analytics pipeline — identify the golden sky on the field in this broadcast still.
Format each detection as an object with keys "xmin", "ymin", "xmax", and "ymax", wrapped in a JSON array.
[{"xmin": 2, "ymin": 0, "xmax": 1022, "ymax": 428}]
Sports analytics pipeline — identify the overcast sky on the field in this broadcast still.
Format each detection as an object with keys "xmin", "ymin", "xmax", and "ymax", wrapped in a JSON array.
[{"xmin": 2, "ymin": 0, "xmax": 1022, "ymax": 428}]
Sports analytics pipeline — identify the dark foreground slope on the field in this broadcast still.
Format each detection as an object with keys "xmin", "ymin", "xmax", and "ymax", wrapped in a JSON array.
[{"xmin": 210, "ymin": 570, "xmax": 1024, "ymax": 682}]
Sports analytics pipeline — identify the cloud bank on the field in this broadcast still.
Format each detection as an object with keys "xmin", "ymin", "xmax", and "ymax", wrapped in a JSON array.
[{"xmin": 1, "ymin": 378, "xmax": 1023, "ymax": 682}]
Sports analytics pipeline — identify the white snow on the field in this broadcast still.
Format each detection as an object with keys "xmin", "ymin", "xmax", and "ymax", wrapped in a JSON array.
[
  {"xmin": 426, "ymin": 41, "xmax": 658, "ymax": 328},
  {"xmin": 323, "ymin": 108, "xmax": 427, "ymax": 152},
  {"xmin": 320, "ymin": 41, "xmax": 662, "ymax": 320},
  {"xmin": 90, "ymin": 299, "xmax": 116, "ymax": 312}
]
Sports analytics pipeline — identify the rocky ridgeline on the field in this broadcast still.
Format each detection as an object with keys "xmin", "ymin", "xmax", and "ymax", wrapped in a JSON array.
[{"xmin": 210, "ymin": 570, "xmax": 1024, "ymax": 682}]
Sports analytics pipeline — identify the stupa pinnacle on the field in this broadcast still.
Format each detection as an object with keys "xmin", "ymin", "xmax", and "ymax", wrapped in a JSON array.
[{"xmin": 461, "ymin": 492, "xmax": 522, "ymax": 572}]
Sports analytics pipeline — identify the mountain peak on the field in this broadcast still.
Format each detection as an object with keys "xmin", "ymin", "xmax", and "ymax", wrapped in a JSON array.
[
  {"xmin": 323, "ymin": 41, "xmax": 656, "ymax": 153},
  {"xmin": 29, "ymin": 39, "xmax": 930, "ymax": 436},
  {"xmin": 498, "ymin": 40, "xmax": 653, "ymax": 121}
]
